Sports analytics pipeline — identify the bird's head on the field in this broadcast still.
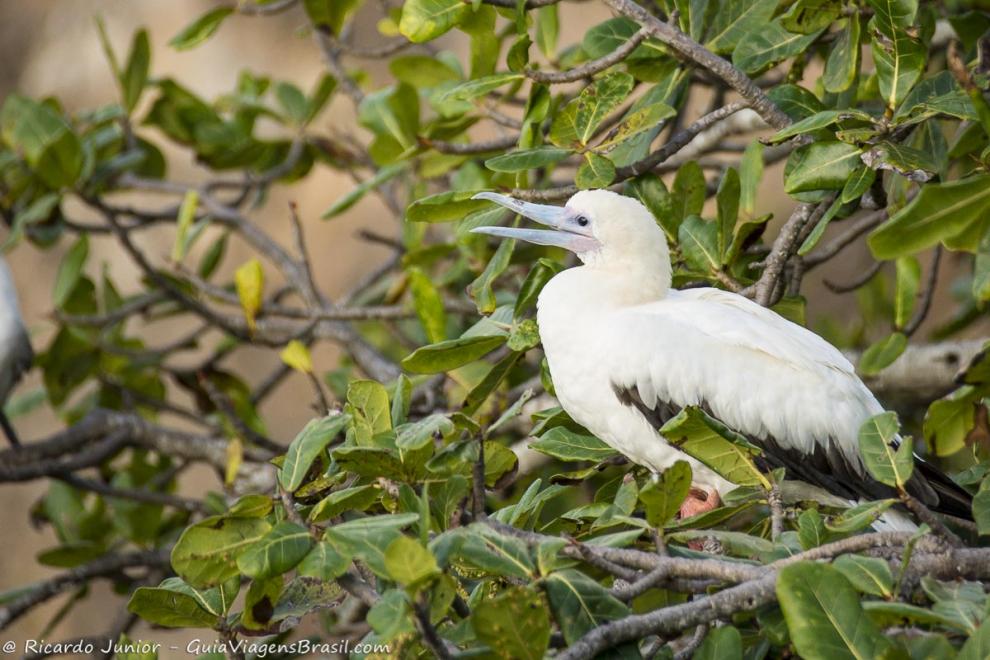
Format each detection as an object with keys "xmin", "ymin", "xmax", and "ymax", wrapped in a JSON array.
[{"xmin": 470, "ymin": 189, "xmax": 670, "ymax": 278}]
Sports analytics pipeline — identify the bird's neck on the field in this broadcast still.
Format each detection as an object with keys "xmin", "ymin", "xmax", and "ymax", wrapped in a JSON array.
[{"xmin": 552, "ymin": 259, "xmax": 671, "ymax": 310}]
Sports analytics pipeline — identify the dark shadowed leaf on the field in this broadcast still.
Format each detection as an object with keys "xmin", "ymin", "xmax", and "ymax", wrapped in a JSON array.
[{"xmin": 544, "ymin": 569, "xmax": 628, "ymax": 645}]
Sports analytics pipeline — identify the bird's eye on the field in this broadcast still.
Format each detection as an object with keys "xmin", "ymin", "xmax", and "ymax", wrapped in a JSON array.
[{"xmin": 576, "ymin": 216, "xmax": 589, "ymax": 227}]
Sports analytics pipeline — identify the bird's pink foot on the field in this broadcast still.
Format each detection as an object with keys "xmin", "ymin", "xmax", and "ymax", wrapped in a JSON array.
[{"xmin": 679, "ymin": 486, "xmax": 721, "ymax": 519}]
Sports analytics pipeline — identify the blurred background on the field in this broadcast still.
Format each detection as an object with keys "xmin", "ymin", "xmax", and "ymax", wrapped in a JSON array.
[{"xmin": 0, "ymin": 0, "xmax": 967, "ymax": 651}]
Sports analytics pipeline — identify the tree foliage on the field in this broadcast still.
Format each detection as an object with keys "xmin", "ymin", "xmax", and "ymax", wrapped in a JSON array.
[{"xmin": 2, "ymin": 0, "xmax": 990, "ymax": 657}]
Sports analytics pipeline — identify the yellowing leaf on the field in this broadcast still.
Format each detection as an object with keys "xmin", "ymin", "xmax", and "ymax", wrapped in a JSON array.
[
  {"xmin": 225, "ymin": 437, "xmax": 243, "ymax": 486},
  {"xmin": 235, "ymin": 259, "xmax": 264, "ymax": 333},
  {"xmin": 281, "ymin": 340, "xmax": 313, "ymax": 374}
]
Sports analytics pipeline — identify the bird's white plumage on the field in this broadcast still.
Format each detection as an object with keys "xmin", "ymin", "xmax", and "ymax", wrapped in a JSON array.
[
  {"xmin": 0, "ymin": 257, "xmax": 31, "ymax": 403},
  {"xmin": 472, "ymin": 189, "xmax": 968, "ymax": 523},
  {"xmin": 537, "ymin": 268, "xmax": 883, "ymax": 492},
  {"xmin": 495, "ymin": 189, "xmax": 886, "ymax": 496}
]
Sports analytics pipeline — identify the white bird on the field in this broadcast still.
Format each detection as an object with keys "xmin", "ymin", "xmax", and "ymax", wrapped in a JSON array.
[
  {"xmin": 471, "ymin": 189, "xmax": 970, "ymax": 521},
  {"xmin": 0, "ymin": 256, "xmax": 33, "ymax": 446}
]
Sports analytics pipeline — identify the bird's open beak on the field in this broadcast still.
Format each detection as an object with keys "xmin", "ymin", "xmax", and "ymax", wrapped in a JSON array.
[{"xmin": 468, "ymin": 192, "xmax": 599, "ymax": 253}]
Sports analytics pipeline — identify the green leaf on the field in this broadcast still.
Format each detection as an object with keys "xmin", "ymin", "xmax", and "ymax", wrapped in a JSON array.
[
  {"xmin": 53, "ymin": 236, "xmax": 89, "ymax": 308},
  {"xmin": 472, "ymin": 586, "xmax": 550, "ymax": 660},
  {"xmin": 297, "ymin": 541, "xmax": 350, "ymax": 580},
  {"xmin": 399, "ymin": 0, "xmax": 470, "ymax": 42},
  {"xmin": 639, "ymin": 460, "xmax": 692, "ymax": 526},
  {"xmin": 325, "ymin": 513, "xmax": 420, "ymax": 577},
  {"xmin": 485, "ymin": 147, "xmax": 570, "ymax": 173},
  {"xmin": 127, "ymin": 586, "xmax": 220, "ymax": 629},
  {"xmin": 549, "ymin": 72, "xmax": 634, "ymax": 148},
  {"xmin": 777, "ymin": 562, "xmax": 894, "ymax": 660},
  {"xmin": 826, "ymin": 499, "xmax": 896, "ymax": 533},
  {"xmin": 323, "ymin": 163, "xmax": 407, "ymax": 219},
  {"xmin": 439, "ymin": 73, "xmax": 523, "ymax": 102},
  {"xmin": 529, "ymin": 427, "xmax": 618, "ymax": 462},
  {"xmin": 515, "ymin": 258, "xmax": 564, "ymax": 317},
  {"xmin": 784, "ymin": 142, "xmax": 862, "ymax": 194},
  {"xmin": 678, "ymin": 215, "xmax": 721, "ymax": 272},
  {"xmin": 858, "ymin": 332, "xmax": 908, "ymax": 376},
  {"xmin": 894, "ymin": 256, "xmax": 920, "ymax": 329},
  {"xmin": 171, "ymin": 190, "xmax": 199, "ymax": 262},
  {"xmin": 575, "ymin": 152, "xmax": 615, "ymax": 189},
  {"xmin": 705, "ymin": 0, "xmax": 778, "ymax": 53},
  {"xmin": 275, "ymin": 82, "xmax": 309, "ymax": 125},
  {"xmin": 661, "ymin": 407, "xmax": 770, "ymax": 488},
  {"xmin": 279, "ymin": 414, "xmax": 351, "ymax": 492},
  {"xmin": 384, "ymin": 536, "xmax": 440, "ymax": 588},
  {"xmin": 396, "ymin": 413, "xmax": 454, "ymax": 451},
  {"xmin": 236, "ymin": 522, "xmax": 313, "ymax": 580},
  {"xmin": 868, "ymin": 175, "xmax": 990, "ymax": 259},
  {"xmin": 303, "ymin": 0, "xmax": 362, "ymax": 34},
  {"xmin": 348, "ymin": 380, "xmax": 392, "ymax": 434},
  {"xmin": 407, "ymin": 190, "xmax": 491, "ymax": 222},
  {"xmin": 716, "ymin": 167, "xmax": 740, "ymax": 258},
  {"xmin": 739, "ymin": 141, "xmax": 764, "ymax": 216},
  {"xmin": 833, "ymin": 555, "xmax": 894, "ymax": 598},
  {"xmin": 468, "ymin": 237, "xmax": 515, "ymax": 314},
  {"xmin": 959, "ymin": 619, "xmax": 990, "ymax": 660},
  {"xmin": 865, "ymin": 0, "xmax": 924, "ymax": 109},
  {"xmin": 694, "ymin": 626, "xmax": 743, "ymax": 660},
  {"xmin": 733, "ymin": 20, "xmax": 822, "ymax": 74},
  {"xmin": 823, "ymin": 15, "xmax": 860, "ymax": 93},
  {"xmin": 924, "ymin": 388, "xmax": 979, "ymax": 457},
  {"xmin": 858, "ymin": 412, "xmax": 912, "ymax": 488},
  {"xmin": 599, "ymin": 102, "xmax": 676, "ymax": 148},
  {"xmin": 0, "ymin": 94, "xmax": 83, "ymax": 188},
  {"xmin": 840, "ymin": 166, "xmax": 876, "ymax": 204},
  {"xmin": 770, "ymin": 109, "xmax": 872, "ymax": 144},
  {"xmin": 170, "ymin": 516, "xmax": 272, "ymax": 588},
  {"xmin": 309, "ymin": 485, "xmax": 379, "ymax": 523},
  {"xmin": 797, "ymin": 509, "xmax": 827, "ymax": 549},
  {"xmin": 544, "ymin": 569, "xmax": 628, "ymax": 645},
  {"xmin": 401, "ymin": 335, "xmax": 506, "ymax": 374},
  {"xmin": 169, "ymin": 7, "xmax": 233, "ymax": 50},
  {"xmin": 974, "ymin": 489, "xmax": 990, "ymax": 536},
  {"xmin": 408, "ymin": 267, "xmax": 447, "ymax": 343},
  {"xmin": 121, "ymin": 29, "xmax": 150, "ymax": 112},
  {"xmin": 358, "ymin": 83, "xmax": 420, "ymax": 151}
]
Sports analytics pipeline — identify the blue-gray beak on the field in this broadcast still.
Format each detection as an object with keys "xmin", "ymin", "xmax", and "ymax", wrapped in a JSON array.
[{"xmin": 469, "ymin": 192, "xmax": 599, "ymax": 253}]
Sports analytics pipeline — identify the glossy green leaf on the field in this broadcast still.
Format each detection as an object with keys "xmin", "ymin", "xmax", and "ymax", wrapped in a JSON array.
[
  {"xmin": 784, "ymin": 142, "xmax": 862, "ymax": 194},
  {"xmin": 170, "ymin": 516, "xmax": 272, "ymax": 588},
  {"xmin": 661, "ymin": 407, "xmax": 770, "ymax": 488},
  {"xmin": 549, "ymin": 72, "xmax": 634, "ymax": 147},
  {"xmin": 485, "ymin": 147, "xmax": 570, "ymax": 173},
  {"xmin": 639, "ymin": 460, "xmax": 692, "ymax": 526},
  {"xmin": 399, "ymin": 0, "xmax": 470, "ymax": 43},
  {"xmin": 169, "ymin": 7, "xmax": 233, "ymax": 50},
  {"xmin": 858, "ymin": 333, "xmax": 908, "ymax": 376},
  {"xmin": 126, "ymin": 586, "xmax": 220, "ymax": 629},
  {"xmin": 733, "ymin": 20, "xmax": 822, "ymax": 74},
  {"xmin": 575, "ymin": 152, "xmax": 615, "ymax": 189},
  {"xmin": 894, "ymin": 256, "xmax": 920, "ymax": 329},
  {"xmin": 678, "ymin": 215, "xmax": 720, "ymax": 272},
  {"xmin": 529, "ymin": 427, "xmax": 618, "ymax": 462},
  {"xmin": 869, "ymin": 175, "xmax": 990, "ymax": 259},
  {"xmin": 705, "ymin": 0, "xmax": 778, "ymax": 53},
  {"xmin": 401, "ymin": 335, "xmax": 506, "ymax": 374},
  {"xmin": 236, "ymin": 522, "xmax": 313, "ymax": 580},
  {"xmin": 858, "ymin": 412, "xmax": 912, "ymax": 488},
  {"xmin": 834, "ymin": 555, "xmax": 894, "ymax": 597},
  {"xmin": 279, "ymin": 414, "xmax": 351, "ymax": 492},
  {"xmin": 544, "ymin": 569, "xmax": 628, "ymax": 645},
  {"xmin": 777, "ymin": 562, "xmax": 894, "ymax": 660},
  {"xmin": 53, "ymin": 236, "xmax": 89, "ymax": 308},
  {"xmin": 384, "ymin": 536, "xmax": 440, "ymax": 588},
  {"xmin": 823, "ymin": 15, "xmax": 860, "ymax": 93}
]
